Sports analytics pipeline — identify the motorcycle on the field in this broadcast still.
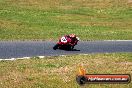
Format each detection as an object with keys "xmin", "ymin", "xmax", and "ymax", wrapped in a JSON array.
[{"xmin": 53, "ymin": 36, "xmax": 79, "ymax": 50}]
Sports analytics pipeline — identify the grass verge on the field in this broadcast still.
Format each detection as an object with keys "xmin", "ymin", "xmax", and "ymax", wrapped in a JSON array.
[
  {"xmin": 0, "ymin": 53, "xmax": 132, "ymax": 88},
  {"xmin": 0, "ymin": 0, "xmax": 132, "ymax": 40}
]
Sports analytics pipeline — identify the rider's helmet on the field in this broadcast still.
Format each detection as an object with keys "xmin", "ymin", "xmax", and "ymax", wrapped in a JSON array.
[{"xmin": 69, "ymin": 34, "xmax": 76, "ymax": 38}]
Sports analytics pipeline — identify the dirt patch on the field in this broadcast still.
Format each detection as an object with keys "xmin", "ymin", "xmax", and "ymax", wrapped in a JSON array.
[
  {"xmin": 0, "ymin": 20, "xmax": 24, "ymax": 29},
  {"xmin": 128, "ymin": 0, "xmax": 132, "ymax": 3},
  {"xmin": 116, "ymin": 61, "xmax": 132, "ymax": 66}
]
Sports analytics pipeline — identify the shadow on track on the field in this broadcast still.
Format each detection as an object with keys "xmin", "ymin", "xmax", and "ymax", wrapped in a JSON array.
[{"xmin": 60, "ymin": 48, "xmax": 80, "ymax": 51}]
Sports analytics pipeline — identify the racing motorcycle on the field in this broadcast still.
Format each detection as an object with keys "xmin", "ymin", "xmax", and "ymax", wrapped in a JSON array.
[{"xmin": 53, "ymin": 36, "xmax": 79, "ymax": 50}]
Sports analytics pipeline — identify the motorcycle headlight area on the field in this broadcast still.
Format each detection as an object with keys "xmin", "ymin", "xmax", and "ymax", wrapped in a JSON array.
[{"xmin": 76, "ymin": 37, "xmax": 80, "ymax": 41}]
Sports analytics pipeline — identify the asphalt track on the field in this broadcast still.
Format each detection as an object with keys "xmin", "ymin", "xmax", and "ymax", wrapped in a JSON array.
[{"xmin": 0, "ymin": 41, "xmax": 132, "ymax": 59}]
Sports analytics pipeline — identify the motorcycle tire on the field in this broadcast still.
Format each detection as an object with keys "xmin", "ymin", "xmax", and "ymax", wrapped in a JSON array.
[
  {"xmin": 71, "ymin": 46, "xmax": 74, "ymax": 50},
  {"xmin": 65, "ymin": 45, "xmax": 73, "ymax": 51},
  {"xmin": 53, "ymin": 44, "xmax": 59, "ymax": 50}
]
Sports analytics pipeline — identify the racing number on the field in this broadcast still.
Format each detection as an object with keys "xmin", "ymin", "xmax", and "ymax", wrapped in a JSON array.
[{"xmin": 61, "ymin": 37, "xmax": 67, "ymax": 43}]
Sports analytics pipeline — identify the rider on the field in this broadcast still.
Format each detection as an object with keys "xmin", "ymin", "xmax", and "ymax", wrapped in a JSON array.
[{"xmin": 64, "ymin": 34, "xmax": 79, "ymax": 47}]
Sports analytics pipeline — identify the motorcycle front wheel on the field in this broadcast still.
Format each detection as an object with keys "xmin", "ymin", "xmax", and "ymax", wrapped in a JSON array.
[{"xmin": 53, "ymin": 44, "xmax": 59, "ymax": 50}]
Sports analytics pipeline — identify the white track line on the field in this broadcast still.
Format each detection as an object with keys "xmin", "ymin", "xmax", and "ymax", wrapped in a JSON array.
[
  {"xmin": 38, "ymin": 56, "xmax": 45, "ymax": 58},
  {"xmin": 0, "ymin": 54, "xmax": 73, "ymax": 61}
]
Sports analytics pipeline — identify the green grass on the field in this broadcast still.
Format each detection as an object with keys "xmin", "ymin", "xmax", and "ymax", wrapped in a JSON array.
[
  {"xmin": 0, "ymin": 0, "xmax": 132, "ymax": 40},
  {"xmin": 0, "ymin": 53, "xmax": 132, "ymax": 88}
]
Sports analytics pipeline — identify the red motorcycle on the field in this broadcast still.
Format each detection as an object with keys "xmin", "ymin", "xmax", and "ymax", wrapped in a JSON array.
[{"xmin": 53, "ymin": 35, "xmax": 79, "ymax": 50}]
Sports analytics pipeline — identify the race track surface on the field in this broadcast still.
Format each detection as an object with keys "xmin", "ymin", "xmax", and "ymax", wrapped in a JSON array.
[{"xmin": 0, "ymin": 41, "xmax": 132, "ymax": 59}]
